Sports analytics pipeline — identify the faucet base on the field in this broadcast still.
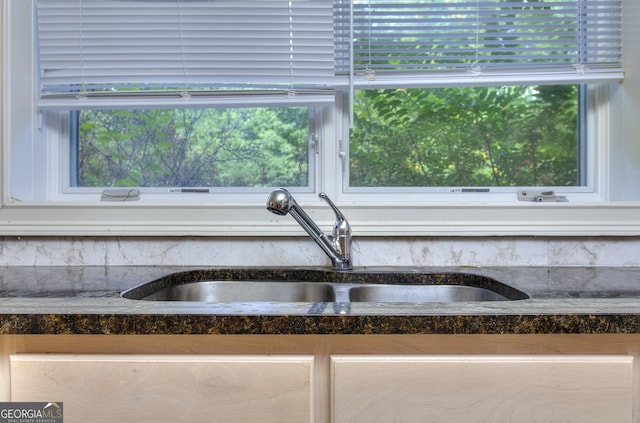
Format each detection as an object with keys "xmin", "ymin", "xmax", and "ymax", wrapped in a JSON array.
[{"xmin": 332, "ymin": 259, "xmax": 353, "ymax": 271}]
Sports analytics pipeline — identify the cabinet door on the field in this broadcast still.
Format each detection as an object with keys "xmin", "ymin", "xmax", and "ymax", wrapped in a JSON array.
[
  {"xmin": 331, "ymin": 355, "xmax": 632, "ymax": 423},
  {"xmin": 11, "ymin": 354, "xmax": 314, "ymax": 423}
]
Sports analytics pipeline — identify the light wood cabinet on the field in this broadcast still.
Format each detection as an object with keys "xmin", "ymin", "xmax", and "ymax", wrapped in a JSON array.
[
  {"xmin": 331, "ymin": 355, "xmax": 633, "ymax": 423},
  {"xmin": 2, "ymin": 335, "xmax": 639, "ymax": 422},
  {"xmin": 10, "ymin": 354, "xmax": 314, "ymax": 423}
]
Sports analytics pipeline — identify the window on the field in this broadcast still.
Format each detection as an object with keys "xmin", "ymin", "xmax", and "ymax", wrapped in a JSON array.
[
  {"xmin": 336, "ymin": 0, "xmax": 621, "ymax": 196},
  {"xmin": 2, "ymin": 0, "xmax": 640, "ymax": 236},
  {"xmin": 35, "ymin": 0, "xmax": 332, "ymax": 196},
  {"xmin": 45, "ymin": 0, "xmax": 621, "ymax": 195}
]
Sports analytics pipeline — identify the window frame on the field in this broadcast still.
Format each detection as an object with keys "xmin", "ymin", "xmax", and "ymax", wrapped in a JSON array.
[{"xmin": 2, "ymin": 0, "xmax": 640, "ymax": 237}]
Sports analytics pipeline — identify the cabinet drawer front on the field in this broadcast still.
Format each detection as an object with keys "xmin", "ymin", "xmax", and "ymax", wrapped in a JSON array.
[
  {"xmin": 11, "ymin": 354, "xmax": 314, "ymax": 423},
  {"xmin": 331, "ymin": 355, "xmax": 632, "ymax": 423}
]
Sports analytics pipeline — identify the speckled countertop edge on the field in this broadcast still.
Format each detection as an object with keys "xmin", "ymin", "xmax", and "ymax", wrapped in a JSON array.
[{"xmin": 1, "ymin": 266, "xmax": 640, "ymax": 335}]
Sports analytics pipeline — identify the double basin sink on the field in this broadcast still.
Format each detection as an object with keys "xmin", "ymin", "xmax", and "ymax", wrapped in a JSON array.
[{"xmin": 122, "ymin": 269, "xmax": 529, "ymax": 303}]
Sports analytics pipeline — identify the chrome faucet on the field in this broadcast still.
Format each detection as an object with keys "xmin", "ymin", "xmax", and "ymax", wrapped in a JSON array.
[{"xmin": 266, "ymin": 188, "xmax": 352, "ymax": 270}]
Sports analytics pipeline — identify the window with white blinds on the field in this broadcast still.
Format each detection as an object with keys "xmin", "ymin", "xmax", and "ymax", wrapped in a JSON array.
[
  {"xmin": 35, "ymin": 0, "xmax": 335, "ymax": 109},
  {"xmin": 334, "ymin": 0, "xmax": 623, "ymax": 88}
]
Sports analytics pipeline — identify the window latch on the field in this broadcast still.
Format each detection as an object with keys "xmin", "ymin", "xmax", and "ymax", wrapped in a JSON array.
[{"xmin": 517, "ymin": 190, "xmax": 568, "ymax": 202}]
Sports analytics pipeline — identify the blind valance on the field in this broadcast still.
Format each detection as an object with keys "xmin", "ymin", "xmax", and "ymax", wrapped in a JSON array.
[{"xmin": 36, "ymin": 0, "xmax": 335, "ymax": 109}]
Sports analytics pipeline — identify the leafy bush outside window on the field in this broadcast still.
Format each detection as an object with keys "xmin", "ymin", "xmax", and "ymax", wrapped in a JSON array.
[
  {"xmin": 349, "ymin": 85, "xmax": 579, "ymax": 188},
  {"xmin": 75, "ymin": 107, "xmax": 310, "ymax": 188},
  {"xmin": 73, "ymin": 85, "xmax": 579, "ymax": 190}
]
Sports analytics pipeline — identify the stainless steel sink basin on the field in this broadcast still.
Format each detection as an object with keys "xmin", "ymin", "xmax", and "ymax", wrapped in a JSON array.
[
  {"xmin": 122, "ymin": 269, "xmax": 529, "ymax": 304},
  {"xmin": 348, "ymin": 284, "xmax": 512, "ymax": 302},
  {"xmin": 137, "ymin": 281, "xmax": 336, "ymax": 303}
]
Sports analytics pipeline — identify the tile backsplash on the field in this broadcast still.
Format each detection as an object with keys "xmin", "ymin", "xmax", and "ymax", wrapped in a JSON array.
[{"xmin": 0, "ymin": 236, "xmax": 638, "ymax": 267}]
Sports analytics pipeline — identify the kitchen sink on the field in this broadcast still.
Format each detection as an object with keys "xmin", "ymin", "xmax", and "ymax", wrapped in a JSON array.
[
  {"xmin": 121, "ymin": 269, "xmax": 529, "ymax": 303},
  {"xmin": 348, "ymin": 284, "xmax": 512, "ymax": 302},
  {"xmin": 137, "ymin": 281, "xmax": 335, "ymax": 303}
]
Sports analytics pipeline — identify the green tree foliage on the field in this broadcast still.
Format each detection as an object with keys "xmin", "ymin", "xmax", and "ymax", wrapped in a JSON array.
[
  {"xmin": 77, "ymin": 107, "xmax": 309, "ymax": 188},
  {"xmin": 349, "ymin": 85, "xmax": 578, "ymax": 187},
  {"xmin": 76, "ymin": 86, "xmax": 578, "ymax": 189}
]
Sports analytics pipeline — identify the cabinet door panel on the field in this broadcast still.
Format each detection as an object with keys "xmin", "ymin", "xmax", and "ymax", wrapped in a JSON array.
[
  {"xmin": 11, "ymin": 354, "xmax": 313, "ymax": 423},
  {"xmin": 331, "ymin": 355, "xmax": 632, "ymax": 423}
]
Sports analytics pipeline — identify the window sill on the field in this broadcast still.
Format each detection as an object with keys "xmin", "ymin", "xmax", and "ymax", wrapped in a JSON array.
[{"xmin": 1, "ymin": 201, "xmax": 639, "ymax": 236}]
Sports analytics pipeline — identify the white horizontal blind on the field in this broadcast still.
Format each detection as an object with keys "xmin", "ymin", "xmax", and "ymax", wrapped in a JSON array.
[
  {"xmin": 334, "ymin": 0, "xmax": 623, "ymax": 88},
  {"xmin": 36, "ymin": 0, "xmax": 335, "ymax": 109}
]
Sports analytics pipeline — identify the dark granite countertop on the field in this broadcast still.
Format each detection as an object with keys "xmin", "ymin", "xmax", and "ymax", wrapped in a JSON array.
[{"xmin": 1, "ymin": 266, "xmax": 640, "ymax": 335}]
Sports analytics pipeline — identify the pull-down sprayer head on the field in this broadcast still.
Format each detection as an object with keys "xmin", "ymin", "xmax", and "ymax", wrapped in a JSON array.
[{"xmin": 266, "ymin": 188, "xmax": 294, "ymax": 216}]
